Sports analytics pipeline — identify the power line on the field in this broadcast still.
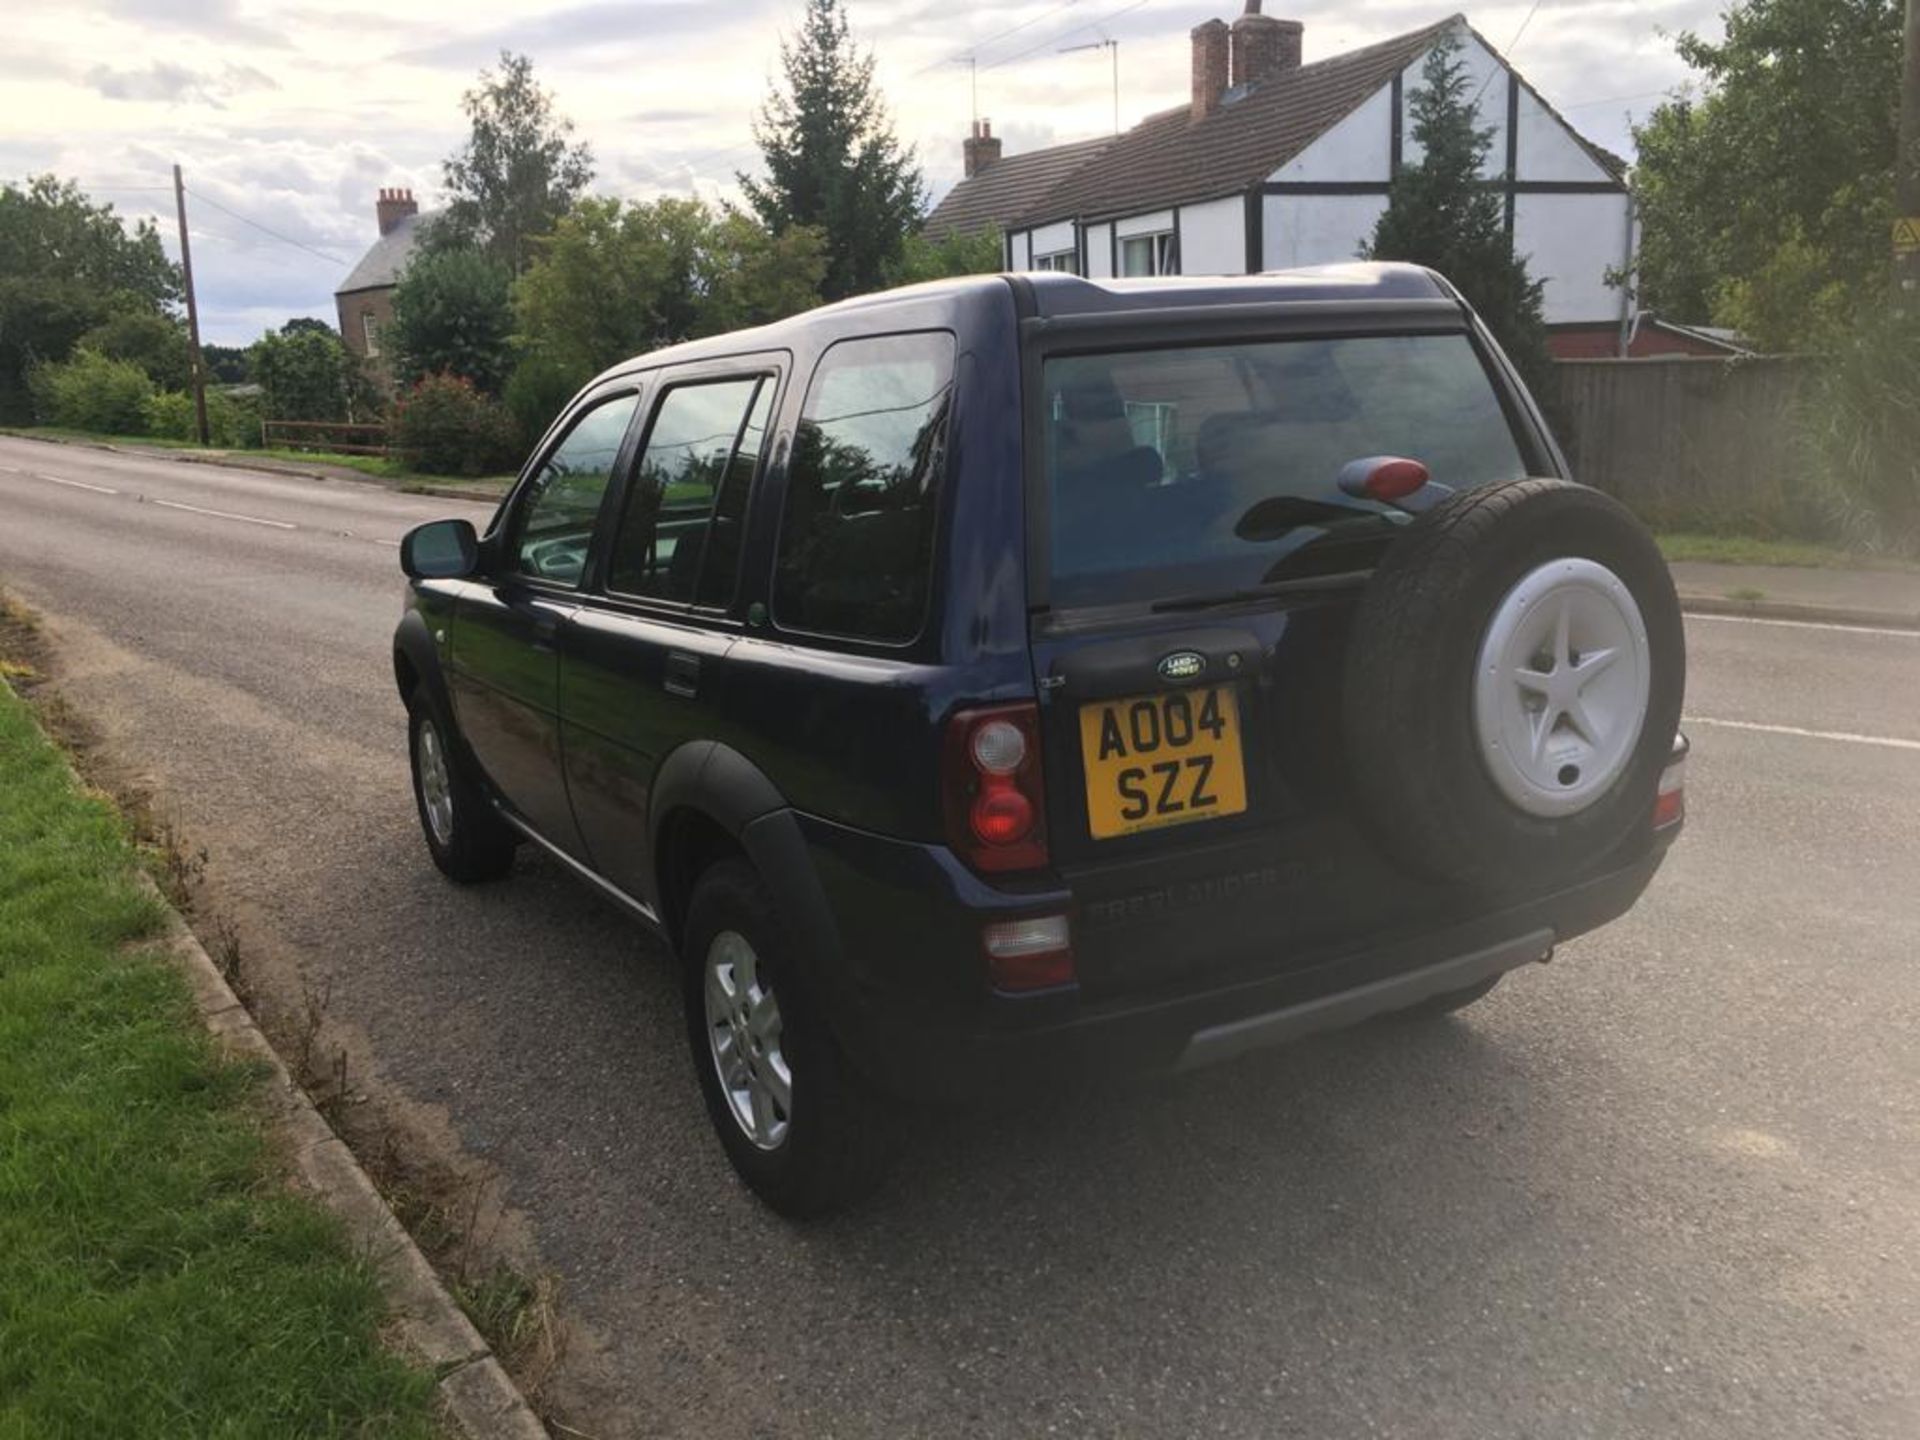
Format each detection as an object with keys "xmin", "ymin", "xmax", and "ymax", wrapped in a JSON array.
[
  {"xmin": 185, "ymin": 186, "xmax": 346, "ymax": 266},
  {"xmin": 1473, "ymin": 0, "xmax": 1547, "ymax": 108},
  {"xmin": 912, "ymin": 0, "xmax": 1080, "ymax": 75},
  {"xmin": 983, "ymin": 0, "xmax": 1148, "ymax": 71}
]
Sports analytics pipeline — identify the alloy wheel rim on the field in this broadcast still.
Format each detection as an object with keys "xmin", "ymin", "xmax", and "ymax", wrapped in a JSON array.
[
  {"xmin": 417, "ymin": 721, "xmax": 456, "ymax": 847},
  {"xmin": 1474, "ymin": 557, "xmax": 1651, "ymax": 818},
  {"xmin": 703, "ymin": 930, "xmax": 791, "ymax": 1151}
]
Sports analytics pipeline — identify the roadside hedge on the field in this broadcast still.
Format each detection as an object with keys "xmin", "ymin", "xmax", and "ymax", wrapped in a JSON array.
[
  {"xmin": 390, "ymin": 372, "xmax": 519, "ymax": 477},
  {"xmin": 28, "ymin": 349, "xmax": 153, "ymax": 435},
  {"xmin": 142, "ymin": 388, "xmax": 264, "ymax": 450}
]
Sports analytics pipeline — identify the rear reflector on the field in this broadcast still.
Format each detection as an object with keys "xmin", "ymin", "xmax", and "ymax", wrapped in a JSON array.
[
  {"xmin": 1653, "ymin": 753, "xmax": 1686, "ymax": 829},
  {"xmin": 983, "ymin": 915, "xmax": 1074, "ymax": 991}
]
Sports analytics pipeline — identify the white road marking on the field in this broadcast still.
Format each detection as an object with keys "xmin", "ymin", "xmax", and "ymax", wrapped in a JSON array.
[
  {"xmin": 1684, "ymin": 715, "xmax": 1920, "ymax": 753},
  {"xmin": 150, "ymin": 498, "xmax": 297, "ymax": 530},
  {"xmin": 32, "ymin": 471, "xmax": 119, "ymax": 495},
  {"xmin": 1686, "ymin": 612, "xmax": 1919, "ymax": 641}
]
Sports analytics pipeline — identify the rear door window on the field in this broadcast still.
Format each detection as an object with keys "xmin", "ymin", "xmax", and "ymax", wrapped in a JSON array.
[
  {"xmin": 607, "ymin": 376, "xmax": 769, "ymax": 604},
  {"xmin": 1042, "ymin": 333, "xmax": 1527, "ymax": 609},
  {"xmin": 773, "ymin": 332, "xmax": 955, "ymax": 643}
]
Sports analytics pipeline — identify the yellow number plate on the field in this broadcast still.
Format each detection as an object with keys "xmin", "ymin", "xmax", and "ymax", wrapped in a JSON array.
[{"xmin": 1078, "ymin": 685, "xmax": 1248, "ymax": 840}]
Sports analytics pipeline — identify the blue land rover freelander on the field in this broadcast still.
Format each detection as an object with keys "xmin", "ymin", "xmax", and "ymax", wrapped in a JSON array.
[{"xmin": 393, "ymin": 264, "xmax": 1688, "ymax": 1215}]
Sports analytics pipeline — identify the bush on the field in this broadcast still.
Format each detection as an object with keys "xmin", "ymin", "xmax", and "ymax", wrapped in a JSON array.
[
  {"xmin": 1801, "ymin": 311, "xmax": 1920, "ymax": 555},
  {"xmin": 140, "ymin": 387, "xmax": 263, "ymax": 449},
  {"xmin": 29, "ymin": 349, "xmax": 153, "ymax": 435},
  {"xmin": 503, "ymin": 352, "xmax": 589, "ymax": 451},
  {"xmin": 391, "ymin": 372, "xmax": 520, "ymax": 476}
]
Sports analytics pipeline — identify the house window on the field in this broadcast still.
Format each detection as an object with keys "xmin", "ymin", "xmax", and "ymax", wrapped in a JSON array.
[
  {"xmin": 1119, "ymin": 231, "xmax": 1175, "ymax": 277},
  {"xmin": 1033, "ymin": 250, "xmax": 1078, "ymax": 274},
  {"xmin": 361, "ymin": 310, "xmax": 381, "ymax": 358}
]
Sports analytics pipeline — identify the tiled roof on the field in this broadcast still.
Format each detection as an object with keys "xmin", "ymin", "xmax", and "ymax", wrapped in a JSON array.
[
  {"xmin": 1023, "ymin": 16, "xmax": 1462, "ymax": 228},
  {"xmin": 335, "ymin": 209, "xmax": 436, "ymax": 296},
  {"xmin": 922, "ymin": 136, "xmax": 1117, "ymax": 241}
]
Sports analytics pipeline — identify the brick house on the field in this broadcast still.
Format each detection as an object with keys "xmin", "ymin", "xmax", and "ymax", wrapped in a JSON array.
[
  {"xmin": 924, "ymin": 6, "xmax": 1639, "ymax": 358},
  {"xmin": 334, "ymin": 188, "xmax": 431, "ymax": 389}
]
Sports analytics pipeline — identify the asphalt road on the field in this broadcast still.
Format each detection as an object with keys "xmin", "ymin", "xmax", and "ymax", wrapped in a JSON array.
[{"xmin": 3, "ymin": 434, "xmax": 1916, "ymax": 1439}]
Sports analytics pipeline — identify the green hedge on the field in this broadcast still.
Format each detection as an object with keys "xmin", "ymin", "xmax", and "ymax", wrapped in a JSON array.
[
  {"xmin": 391, "ymin": 372, "xmax": 519, "ymax": 477},
  {"xmin": 28, "ymin": 350, "xmax": 153, "ymax": 435}
]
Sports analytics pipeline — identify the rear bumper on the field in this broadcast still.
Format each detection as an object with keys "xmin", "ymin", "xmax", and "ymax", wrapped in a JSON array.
[{"xmin": 787, "ymin": 808, "xmax": 1673, "ymax": 1102}]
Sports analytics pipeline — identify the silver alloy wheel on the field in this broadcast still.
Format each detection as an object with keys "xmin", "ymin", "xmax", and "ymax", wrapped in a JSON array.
[
  {"xmin": 1474, "ymin": 557, "xmax": 1651, "ymax": 818},
  {"xmin": 703, "ymin": 930, "xmax": 791, "ymax": 1151},
  {"xmin": 416, "ymin": 719, "xmax": 456, "ymax": 847}
]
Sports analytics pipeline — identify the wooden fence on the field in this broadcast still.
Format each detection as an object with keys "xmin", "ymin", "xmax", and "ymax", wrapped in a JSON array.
[
  {"xmin": 260, "ymin": 419, "xmax": 389, "ymax": 457},
  {"xmin": 1554, "ymin": 355, "xmax": 1818, "ymax": 533}
]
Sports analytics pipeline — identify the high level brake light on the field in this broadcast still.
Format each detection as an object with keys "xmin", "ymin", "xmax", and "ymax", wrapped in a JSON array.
[{"xmin": 942, "ymin": 703, "xmax": 1049, "ymax": 873}]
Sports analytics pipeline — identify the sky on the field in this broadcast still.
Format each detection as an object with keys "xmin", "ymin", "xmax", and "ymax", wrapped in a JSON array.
[{"xmin": 1, "ymin": 0, "xmax": 1725, "ymax": 345}]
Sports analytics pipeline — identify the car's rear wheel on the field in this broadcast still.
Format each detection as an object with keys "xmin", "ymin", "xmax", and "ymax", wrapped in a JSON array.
[
  {"xmin": 407, "ymin": 689, "xmax": 517, "ymax": 883},
  {"xmin": 682, "ymin": 859, "xmax": 889, "ymax": 1217}
]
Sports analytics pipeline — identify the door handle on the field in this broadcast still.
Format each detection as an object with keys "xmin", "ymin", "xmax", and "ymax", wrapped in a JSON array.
[
  {"xmin": 664, "ymin": 650, "xmax": 700, "ymax": 699},
  {"xmin": 530, "ymin": 616, "xmax": 560, "ymax": 654}
]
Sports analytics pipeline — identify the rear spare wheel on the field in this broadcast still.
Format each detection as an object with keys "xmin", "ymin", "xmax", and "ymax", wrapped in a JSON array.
[{"xmin": 1342, "ymin": 478, "xmax": 1684, "ymax": 886}]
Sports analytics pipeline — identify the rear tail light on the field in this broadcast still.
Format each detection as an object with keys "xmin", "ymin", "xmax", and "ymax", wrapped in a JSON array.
[
  {"xmin": 943, "ymin": 703, "xmax": 1049, "ymax": 873},
  {"xmin": 1653, "ymin": 751, "xmax": 1686, "ymax": 830},
  {"xmin": 982, "ymin": 914, "xmax": 1074, "ymax": 991}
]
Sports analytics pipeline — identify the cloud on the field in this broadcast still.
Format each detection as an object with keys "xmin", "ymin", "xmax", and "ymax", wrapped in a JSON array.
[
  {"xmin": 389, "ymin": 0, "xmax": 787, "ymax": 70},
  {"xmin": 86, "ymin": 61, "xmax": 280, "ymax": 106},
  {"xmin": 89, "ymin": 0, "xmax": 291, "ymax": 47}
]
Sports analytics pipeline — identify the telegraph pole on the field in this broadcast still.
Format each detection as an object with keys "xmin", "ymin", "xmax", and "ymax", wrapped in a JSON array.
[
  {"xmin": 171, "ymin": 163, "xmax": 210, "ymax": 446},
  {"xmin": 1897, "ymin": 0, "xmax": 1920, "ymax": 308}
]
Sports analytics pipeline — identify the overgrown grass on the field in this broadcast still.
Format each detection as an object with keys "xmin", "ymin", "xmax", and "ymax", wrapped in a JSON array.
[
  {"xmin": 1655, "ymin": 531, "xmax": 1920, "ymax": 570},
  {"xmin": 0, "ymin": 682, "xmax": 438, "ymax": 1437}
]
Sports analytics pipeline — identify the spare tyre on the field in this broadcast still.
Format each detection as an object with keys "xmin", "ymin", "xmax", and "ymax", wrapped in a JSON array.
[{"xmin": 1342, "ymin": 477, "xmax": 1684, "ymax": 887}]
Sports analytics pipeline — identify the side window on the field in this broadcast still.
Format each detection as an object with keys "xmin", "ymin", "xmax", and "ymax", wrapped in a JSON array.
[
  {"xmin": 510, "ymin": 391, "xmax": 641, "ymax": 587},
  {"xmin": 608, "ymin": 377, "xmax": 765, "ymax": 603},
  {"xmin": 696, "ymin": 380, "xmax": 776, "ymax": 608},
  {"xmin": 773, "ymin": 333, "xmax": 955, "ymax": 643}
]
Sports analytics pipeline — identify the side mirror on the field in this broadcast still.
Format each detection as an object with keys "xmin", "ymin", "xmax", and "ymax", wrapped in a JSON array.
[{"xmin": 400, "ymin": 518, "xmax": 480, "ymax": 580}]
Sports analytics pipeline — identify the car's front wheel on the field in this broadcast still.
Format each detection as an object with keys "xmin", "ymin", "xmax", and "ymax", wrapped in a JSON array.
[
  {"xmin": 682, "ymin": 859, "xmax": 889, "ymax": 1217},
  {"xmin": 407, "ymin": 689, "xmax": 517, "ymax": 883}
]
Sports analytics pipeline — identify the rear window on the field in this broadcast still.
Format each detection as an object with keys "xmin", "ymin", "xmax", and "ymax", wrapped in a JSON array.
[
  {"xmin": 773, "ymin": 332, "xmax": 954, "ymax": 643},
  {"xmin": 1041, "ymin": 333, "xmax": 1527, "ymax": 609}
]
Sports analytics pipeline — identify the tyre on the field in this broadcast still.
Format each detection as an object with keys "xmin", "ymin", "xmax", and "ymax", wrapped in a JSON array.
[
  {"xmin": 407, "ymin": 688, "xmax": 517, "ymax": 883},
  {"xmin": 682, "ymin": 859, "xmax": 889, "ymax": 1218},
  {"xmin": 1343, "ymin": 478, "xmax": 1685, "ymax": 887}
]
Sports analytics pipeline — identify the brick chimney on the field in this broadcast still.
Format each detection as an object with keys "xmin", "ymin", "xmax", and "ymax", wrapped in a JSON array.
[
  {"xmin": 962, "ymin": 119, "xmax": 1003, "ymax": 179},
  {"xmin": 1231, "ymin": 1, "xmax": 1302, "ymax": 88},
  {"xmin": 375, "ymin": 187, "xmax": 418, "ymax": 236},
  {"xmin": 1191, "ymin": 18, "xmax": 1230, "ymax": 120}
]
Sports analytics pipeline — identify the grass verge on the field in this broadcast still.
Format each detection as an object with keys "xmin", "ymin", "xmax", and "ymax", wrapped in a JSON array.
[
  {"xmin": 0, "ymin": 425, "xmax": 514, "ymax": 498},
  {"xmin": 1656, "ymin": 531, "xmax": 1920, "ymax": 571},
  {"xmin": 0, "ymin": 679, "xmax": 438, "ymax": 1436}
]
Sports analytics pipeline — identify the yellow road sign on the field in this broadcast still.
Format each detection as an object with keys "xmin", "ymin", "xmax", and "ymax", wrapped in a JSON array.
[{"xmin": 1895, "ymin": 217, "xmax": 1920, "ymax": 257}]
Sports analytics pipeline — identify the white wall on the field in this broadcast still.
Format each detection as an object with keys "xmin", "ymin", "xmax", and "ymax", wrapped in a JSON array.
[
  {"xmin": 1178, "ymin": 195, "xmax": 1244, "ymax": 274},
  {"xmin": 1084, "ymin": 221, "xmax": 1114, "ymax": 278},
  {"xmin": 1272, "ymin": 84, "xmax": 1393, "ymax": 183},
  {"xmin": 1114, "ymin": 209, "xmax": 1175, "ymax": 239},
  {"xmin": 1513, "ymin": 88, "xmax": 1612, "ymax": 182},
  {"xmin": 1028, "ymin": 220, "xmax": 1075, "ymax": 263},
  {"xmin": 1005, "ymin": 229, "xmax": 1033, "ymax": 269},
  {"xmin": 1513, "ymin": 191, "xmax": 1633, "ymax": 324},
  {"xmin": 1263, "ymin": 192, "xmax": 1386, "ymax": 270}
]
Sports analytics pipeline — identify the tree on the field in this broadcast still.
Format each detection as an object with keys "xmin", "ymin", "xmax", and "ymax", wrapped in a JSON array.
[
  {"xmin": 1363, "ymin": 33, "xmax": 1554, "ymax": 391},
  {"xmin": 741, "ymin": 0, "xmax": 925, "ymax": 301},
  {"xmin": 388, "ymin": 247, "xmax": 514, "ymax": 392},
  {"xmin": 512, "ymin": 197, "xmax": 825, "ymax": 380},
  {"xmin": 0, "ymin": 175, "xmax": 181, "ymax": 421},
  {"xmin": 887, "ymin": 225, "xmax": 1003, "ymax": 285},
  {"xmin": 430, "ymin": 52, "xmax": 594, "ymax": 274},
  {"xmin": 76, "ymin": 309, "xmax": 190, "ymax": 391},
  {"xmin": 248, "ymin": 324, "xmax": 377, "ymax": 422},
  {"xmin": 1629, "ymin": 0, "xmax": 1902, "ymax": 350}
]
